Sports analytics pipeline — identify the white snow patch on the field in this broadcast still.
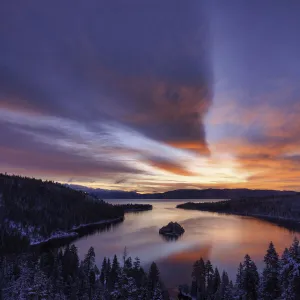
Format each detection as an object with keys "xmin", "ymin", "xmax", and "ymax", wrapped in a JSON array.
[{"xmin": 30, "ymin": 231, "xmax": 78, "ymax": 245}]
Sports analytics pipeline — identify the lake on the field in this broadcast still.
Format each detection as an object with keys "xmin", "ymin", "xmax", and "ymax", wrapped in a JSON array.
[{"xmin": 73, "ymin": 200, "xmax": 300, "ymax": 293}]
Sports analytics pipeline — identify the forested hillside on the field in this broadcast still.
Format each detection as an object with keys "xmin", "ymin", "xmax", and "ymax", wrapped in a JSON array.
[
  {"xmin": 116, "ymin": 203, "xmax": 153, "ymax": 212},
  {"xmin": 2, "ymin": 239, "xmax": 300, "ymax": 299},
  {"xmin": 177, "ymin": 193, "xmax": 300, "ymax": 221},
  {"xmin": 0, "ymin": 174, "xmax": 123, "ymax": 253},
  {"xmin": 0, "ymin": 245, "xmax": 168, "ymax": 300},
  {"xmin": 179, "ymin": 238, "xmax": 300, "ymax": 300}
]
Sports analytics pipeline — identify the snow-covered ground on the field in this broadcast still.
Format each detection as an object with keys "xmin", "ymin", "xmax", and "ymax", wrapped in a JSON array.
[
  {"xmin": 30, "ymin": 231, "xmax": 78, "ymax": 245},
  {"xmin": 3, "ymin": 216, "xmax": 123, "ymax": 247},
  {"xmin": 4, "ymin": 217, "xmax": 122, "ymax": 246},
  {"xmin": 30, "ymin": 217, "xmax": 123, "ymax": 246}
]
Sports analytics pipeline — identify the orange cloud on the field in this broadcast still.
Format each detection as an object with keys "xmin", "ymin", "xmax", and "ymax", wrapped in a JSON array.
[
  {"xmin": 214, "ymin": 135, "xmax": 300, "ymax": 191},
  {"xmin": 167, "ymin": 141, "xmax": 210, "ymax": 155},
  {"xmin": 148, "ymin": 159, "xmax": 196, "ymax": 176},
  {"xmin": 116, "ymin": 78, "xmax": 211, "ymax": 154},
  {"xmin": 206, "ymin": 84, "xmax": 300, "ymax": 191},
  {"xmin": 0, "ymin": 144, "xmax": 141, "ymax": 182}
]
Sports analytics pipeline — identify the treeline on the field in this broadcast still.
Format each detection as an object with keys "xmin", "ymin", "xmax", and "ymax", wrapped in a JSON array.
[
  {"xmin": 117, "ymin": 204, "xmax": 153, "ymax": 212},
  {"xmin": 177, "ymin": 193, "xmax": 300, "ymax": 221},
  {"xmin": 3, "ymin": 239, "xmax": 300, "ymax": 300},
  {"xmin": 0, "ymin": 246, "xmax": 168, "ymax": 300},
  {"xmin": 0, "ymin": 174, "xmax": 124, "ymax": 254},
  {"xmin": 86, "ymin": 187, "xmax": 296, "ymax": 200},
  {"xmin": 180, "ymin": 238, "xmax": 300, "ymax": 300}
]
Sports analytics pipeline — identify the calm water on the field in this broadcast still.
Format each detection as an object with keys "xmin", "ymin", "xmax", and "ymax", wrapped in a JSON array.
[{"xmin": 74, "ymin": 200, "xmax": 300, "ymax": 291}]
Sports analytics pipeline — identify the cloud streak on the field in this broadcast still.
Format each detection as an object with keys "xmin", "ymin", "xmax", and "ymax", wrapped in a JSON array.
[
  {"xmin": 0, "ymin": 0, "xmax": 214, "ymax": 188},
  {"xmin": 0, "ymin": 0, "xmax": 213, "ymax": 148},
  {"xmin": 2, "ymin": 0, "xmax": 300, "ymax": 191}
]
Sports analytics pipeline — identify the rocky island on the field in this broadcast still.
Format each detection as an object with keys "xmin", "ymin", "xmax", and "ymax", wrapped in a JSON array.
[{"xmin": 159, "ymin": 221, "xmax": 185, "ymax": 237}]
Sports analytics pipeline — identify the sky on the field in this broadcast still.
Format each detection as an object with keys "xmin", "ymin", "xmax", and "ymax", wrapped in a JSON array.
[{"xmin": 1, "ymin": 0, "xmax": 300, "ymax": 192}]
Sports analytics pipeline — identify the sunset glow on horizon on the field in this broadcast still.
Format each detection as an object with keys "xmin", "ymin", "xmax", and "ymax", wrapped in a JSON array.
[{"xmin": 1, "ymin": 1, "xmax": 300, "ymax": 192}]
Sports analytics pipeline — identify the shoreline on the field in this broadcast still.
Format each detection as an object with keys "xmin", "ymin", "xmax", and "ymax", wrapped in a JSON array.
[
  {"xmin": 242, "ymin": 214, "xmax": 300, "ymax": 231},
  {"xmin": 70, "ymin": 216, "xmax": 124, "ymax": 233},
  {"xmin": 30, "ymin": 216, "xmax": 124, "ymax": 249},
  {"xmin": 123, "ymin": 207, "xmax": 153, "ymax": 212},
  {"xmin": 177, "ymin": 205, "xmax": 300, "ymax": 232},
  {"xmin": 30, "ymin": 205, "xmax": 152, "ymax": 251}
]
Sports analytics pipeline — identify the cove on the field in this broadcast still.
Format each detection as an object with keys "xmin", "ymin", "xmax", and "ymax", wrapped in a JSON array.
[{"xmin": 73, "ymin": 200, "xmax": 300, "ymax": 292}]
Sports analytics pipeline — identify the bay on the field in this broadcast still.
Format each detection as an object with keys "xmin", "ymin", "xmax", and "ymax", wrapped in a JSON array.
[{"xmin": 74, "ymin": 199, "xmax": 300, "ymax": 292}]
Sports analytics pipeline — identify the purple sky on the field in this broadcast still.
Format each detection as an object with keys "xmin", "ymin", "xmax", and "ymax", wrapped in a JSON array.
[{"xmin": 1, "ymin": 0, "xmax": 300, "ymax": 192}]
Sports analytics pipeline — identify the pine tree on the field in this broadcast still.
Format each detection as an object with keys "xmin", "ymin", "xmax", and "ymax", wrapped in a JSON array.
[
  {"xmin": 220, "ymin": 271, "xmax": 229, "ymax": 299},
  {"xmin": 113, "ymin": 267, "xmax": 138, "ymax": 299},
  {"xmin": 212, "ymin": 267, "xmax": 221, "ymax": 296},
  {"xmin": 134, "ymin": 257, "xmax": 141, "ymax": 270},
  {"xmin": 241, "ymin": 254, "xmax": 259, "ymax": 300},
  {"xmin": 279, "ymin": 247, "xmax": 291, "ymax": 300},
  {"xmin": 5, "ymin": 260, "xmax": 33, "ymax": 300},
  {"xmin": 260, "ymin": 242, "xmax": 280, "ymax": 300},
  {"xmin": 62, "ymin": 245, "xmax": 79, "ymax": 281},
  {"xmin": 77, "ymin": 261, "xmax": 89, "ymax": 299},
  {"xmin": 29, "ymin": 263, "xmax": 49, "ymax": 299},
  {"xmin": 152, "ymin": 281, "xmax": 164, "ymax": 300},
  {"xmin": 126, "ymin": 276, "xmax": 138, "ymax": 299},
  {"xmin": 125, "ymin": 256, "xmax": 133, "ymax": 270},
  {"xmin": 289, "ymin": 237, "xmax": 300, "ymax": 259},
  {"xmin": 83, "ymin": 246, "xmax": 95, "ymax": 275},
  {"xmin": 50, "ymin": 256, "xmax": 65, "ymax": 299},
  {"xmin": 223, "ymin": 281, "xmax": 234, "ymax": 300},
  {"xmin": 280, "ymin": 238, "xmax": 300, "ymax": 300},
  {"xmin": 83, "ymin": 247, "xmax": 96, "ymax": 298},
  {"xmin": 69, "ymin": 279, "xmax": 79, "ymax": 300},
  {"xmin": 192, "ymin": 258, "xmax": 206, "ymax": 299},
  {"xmin": 94, "ymin": 264, "xmax": 100, "ymax": 278},
  {"xmin": 206, "ymin": 260, "xmax": 214, "ymax": 295},
  {"xmin": 191, "ymin": 280, "xmax": 198, "ymax": 299},
  {"xmin": 108, "ymin": 255, "xmax": 120, "ymax": 291},
  {"xmin": 289, "ymin": 238, "xmax": 300, "ymax": 298},
  {"xmin": 100, "ymin": 257, "xmax": 107, "ymax": 285},
  {"xmin": 178, "ymin": 284, "xmax": 190, "ymax": 298},
  {"xmin": 123, "ymin": 246, "xmax": 128, "ymax": 266},
  {"xmin": 70, "ymin": 245, "xmax": 79, "ymax": 268},
  {"xmin": 148, "ymin": 262, "xmax": 160, "ymax": 292},
  {"xmin": 89, "ymin": 267, "xmax": 96, "ymax": 299},
  {"xmin": 107, "ymin": 258, "xmax": 111, "ymax": 274},
  {"xmin": 39, "ymin": 250, "xmax": 55, "ymax": 277},
  {"xmin": 234, "ymin": 263, "xmax": 243, "ymax": 299}
]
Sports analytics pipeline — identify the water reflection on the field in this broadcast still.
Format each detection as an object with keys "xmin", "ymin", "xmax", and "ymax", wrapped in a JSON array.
[
  {"xmin": 73, "ymin": 200, "xmax": 300, "ymax": 290},
  {"xmin": 160, "ymin": 234, "xmax": 183, "ymax": 242},
  {"xmin": 75, "ymin": 221, "xmax": 122, "ymax": 238}
]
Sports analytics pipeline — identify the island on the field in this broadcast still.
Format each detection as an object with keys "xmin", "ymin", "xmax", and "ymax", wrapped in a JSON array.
[{"xmin": 159, "ymin": 221, "xmax": 185, "ymax": 237}]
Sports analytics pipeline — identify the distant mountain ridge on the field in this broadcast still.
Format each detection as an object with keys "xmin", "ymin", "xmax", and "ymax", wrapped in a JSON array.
[{"xmin": 66, "ymin": 184, "xmax": 296, "ymax": 200}]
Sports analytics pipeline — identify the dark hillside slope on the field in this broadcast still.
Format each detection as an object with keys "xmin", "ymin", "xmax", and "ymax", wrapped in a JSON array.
[
  {"xmin": 177, "ymin": 193, "xmax": 300, "ymax": 221},
  {"xmin": 0, "ymin": 174, "xmax": 123, "ymax": 253},
  {"xmin": 146, "ymin": 188, "xmax": 296, "ymax": 200}
]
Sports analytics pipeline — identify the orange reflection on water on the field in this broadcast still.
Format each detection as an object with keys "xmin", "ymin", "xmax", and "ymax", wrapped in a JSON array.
[
  {"xmin": 165, "ymin": 244, "xmax": 212, "ymax": 263},
  {"xmin": 74, "ymin": 201, "xmax": 300, "ymax": 289}
]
